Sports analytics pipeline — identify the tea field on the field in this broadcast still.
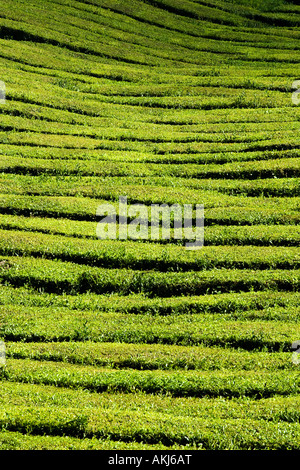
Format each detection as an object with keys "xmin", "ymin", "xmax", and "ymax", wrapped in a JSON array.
[{"xmin": 0, "ymin": 0, "xmax": 300, "ymax": 451}]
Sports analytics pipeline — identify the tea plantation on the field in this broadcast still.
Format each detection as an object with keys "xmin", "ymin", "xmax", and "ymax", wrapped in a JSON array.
[{"xmin": 0, "ymin": 0, "xmax": 300, "ymax": 450}]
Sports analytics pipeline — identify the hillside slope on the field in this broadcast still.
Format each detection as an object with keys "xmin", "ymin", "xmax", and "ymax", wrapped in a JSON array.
[{"xmin": 0, "ymin": 0, "xmax": 300, "ymax": 451}]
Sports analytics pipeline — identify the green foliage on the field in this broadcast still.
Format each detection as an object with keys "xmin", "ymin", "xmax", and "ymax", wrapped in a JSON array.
[
  {"xmin": 227, "ymin": 0, "xmax": 285, "ymax": 13},
  {"xmin": 2, "ymin": 358, "xmax": 300, "ymax": 400},
  {"xmin": 0, "ymin": 0, "xmax": 300, "ymax": 450},
  {"xmin": 0, "ymin": 229, "xmax": 299, "ymax": 271}
]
